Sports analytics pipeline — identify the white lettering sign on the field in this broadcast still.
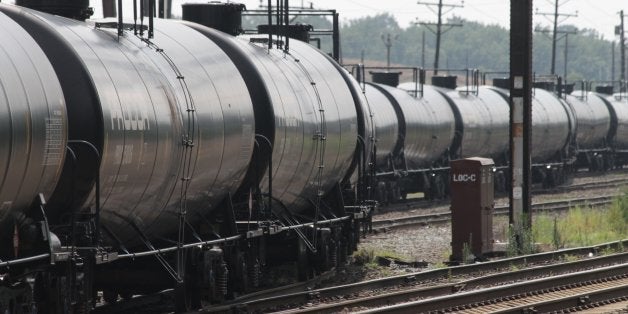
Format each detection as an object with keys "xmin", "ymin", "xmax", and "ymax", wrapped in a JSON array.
[{"xmin": 452, "ymin": 173, "xmax": 476, "ymax": 182}]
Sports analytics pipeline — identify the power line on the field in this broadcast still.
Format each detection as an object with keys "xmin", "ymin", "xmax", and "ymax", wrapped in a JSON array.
[
  {"xmin": 534, "ymin": 27, "xmax": 577, "ymax": 79},
  {"xmin": 535, "ymin": 0, "xmax": 577, "ymax": 75},
  {"xmin": 416, "ymin": 0, "xmax": 464, "ymax": 75},
  {"xmin": 381, "ymin": 32, "xmax": 399, "ymax": 70}
]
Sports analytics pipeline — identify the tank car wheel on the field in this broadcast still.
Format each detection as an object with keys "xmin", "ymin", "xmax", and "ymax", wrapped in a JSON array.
[
  {"xmin": 34, "ymin": 272, "xmax": 71, "ymax": 313},
  {"xmin": 556, "ymin": 168, "xmax": 565, "ymax": 186},
  {"xmin": 605, "ymin": 155, "xmax": 615, "ymax": 171},
  {"xmin": 391, "ymin": 182, "xmax": 401, "ymax": 202},
  {"xmin": 315, "ymin": 234, "xmax": 332, "ymax": 272},
  {"xmin": 591, "ymin": 154, "xmax": 603, "ymax": 172},
  {"xmin": 376, "ymin": 181, "xmax": 387, "ymax": 205},
  {"xmin": 175, "ymin": 278, "xmax": 201, "ymax": 312},
  {"xmin": 247, "ymin": 257, "xmax": 261, "ymax": 290},
  {"xmin": 297, "ymin": 239, "xmax": 313, "ymax": 281},
  {"xmin": 337, "ymin": 236, "xmax": 349, "ymax": 266},
  {"xmin": 174, "ymin": 282, "xmax": 191, "ymax": 312},
  {"xmin": 494, "ymin": 171, "xmax": 506, "ymax": 193},
  {"xmin": 234, "ymin": 251, "xmax": 251, "ymax": 294},
  {"xmin": 329, "ymin": 239, "xmax": 339, "ymax": 269},
  {"xmin": 428, "ymin": 174, "xmax": 445, "ymax": 200}
]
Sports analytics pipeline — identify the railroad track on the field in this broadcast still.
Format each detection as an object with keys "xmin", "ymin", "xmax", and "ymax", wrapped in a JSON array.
[
  {"xmin": 356, "ymin": 262, "xmax": 628, "ymax": 313},
  {"xmin": 92, "ymin": 270, "xmax": 338, "ymax": 313},
  {"xmin": 378, "ymin": 175, "xmax": 628, "ymax": 214},
  {"xmin": 200, "ymin": 240, "xmax": 628, "ymax": 313},
  {"xmin": 543, "ymin": 176, "xmax": 628, "ymax": 194},
  {"xmin": 372, "ymin": 195, "xmax": 617, "ymax": 231}
]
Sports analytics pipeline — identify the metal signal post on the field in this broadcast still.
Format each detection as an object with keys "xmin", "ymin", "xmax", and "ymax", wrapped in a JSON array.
[{"xmin": 509, "ymin": 0, "xmax": 533, "ymax": 252}]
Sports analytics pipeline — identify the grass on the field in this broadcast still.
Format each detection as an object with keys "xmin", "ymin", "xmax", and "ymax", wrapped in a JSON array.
[
  {"xmin": 503, "ymin": 193, "xmax": 628, "ymax": 255},
  {"xmin": 350, "ymin": 248, "xmax": 406, "ymax": 277},
  {"xmin": 351, "ymin": 247, "xmax": 408, "ymax": 266},
  {"xmin": 532, "ymin": 193, "xmax": 628, "ymax": 249}
]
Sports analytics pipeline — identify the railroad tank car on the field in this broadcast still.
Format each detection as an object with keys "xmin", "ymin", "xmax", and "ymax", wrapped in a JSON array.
[
  {"xmin": 487, "ymin": 87, "xmax": 574, "ymax": 163},
  {"xmin": 398, "ymin": 79, "xmax": 574, "ymax": 193},
  {"xmin": 0, "ymin": 5, "xmax": 257, "ymax": 246},
  {"xmin": 482, "ymin": 86, "xmax": 574, "ymax": 187},
  {"xmin": 367, "ymin": 82, "xmax": 457, "ymax": 169},
  {"xmin": 439, "ymin": 86, "xmax": 510, "ymax": 161},
  {"xmin": 0, "ymin": 3, "xmax": 374, "ymax": 312},
  {"xmin": 0, "ymin": 10, "xmax": 67, "ymax": 244},
  {"xmin": 180, "ymin": 26, "xmax": 360, "ymax": 216},
  {"xmin": 369, "ymin": 81, "xmax": 456, "ymax": 200},
  {"xmin": 530, "ymin": 89, "xmax": 574, "ymax": 164},
  {"xmin": 601, "ymin": 93, "xmax": 628, "ymax": 166},
  {"xmin": 392, "ymin": 84, "xmax": 455, "ymax": 169},
  {"xmin": 363, "ymin": 84, "xmax": 400, "ymax": 169},
  {"xmin": 608, "ymin": 94, "xmax": 628, "ymax": 164},
  {"xmin": 338, "ymin": 70, "xmax": 376, "ymax": 202},
  {"xmin": 572, "ymin": 90, "xmax": 622, "ymax": 169},
  {"xmin": 564, "ymin": 93, "xmax": 611, "ymax": 170}
]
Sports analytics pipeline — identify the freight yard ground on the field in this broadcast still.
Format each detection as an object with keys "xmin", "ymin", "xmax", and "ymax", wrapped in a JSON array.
[{"xmin": 354, "ymin": 171, "xmax": 628, "ymax": 282}]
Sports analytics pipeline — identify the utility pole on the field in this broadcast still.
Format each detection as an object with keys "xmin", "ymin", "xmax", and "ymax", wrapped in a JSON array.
[
  {"xmin": 416, "ymin": 0, "xmax": 463, "ymax": 75},
  {"xmin": 422, "ymin": 30, "xmax": 426, "ymax": 68},
  {"xmin": 559, "ymin": 32, "xmax": 576, "ymax": 81},
  {"xmin": 612, "ymin": 41, "xmax": 616, "ymax": 82},
  {"xmin": 618, "ymin": 10, "xmax": 626, "ymax": 85},
  {"xmin": 535, "ymin": 0, "xmax": 577, "ymax": 75},
  {"xmin": 102, "ymin": 0, "xmax": 116, "ymax": 17},
  {"xmin": 535, "ymin": 27, "xmax": 576, "ymax": 78},
  {"xmin": 158, "ymin": 0, "xmax": 171, "ymax": 18},
  {"xmin": 381, "ymin": 33, "xmax": 398, "ymax": 70}
]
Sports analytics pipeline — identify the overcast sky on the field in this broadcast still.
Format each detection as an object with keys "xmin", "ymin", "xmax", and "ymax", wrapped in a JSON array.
[
  {"xmin": 172, "ymin": 0, "xmax": 627, "ymax": 41},
  {"xmin": 67, "ymin": 1, "xmax": 627, "ymax": 41}
]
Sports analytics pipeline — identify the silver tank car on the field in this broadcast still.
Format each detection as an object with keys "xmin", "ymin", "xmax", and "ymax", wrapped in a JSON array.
[
  {"xmin": 184, "ymin": 28, "xmax": 359, "ymax": 216},
  {"xmin": 599, "ymin": 93, "xmax": 628, "ymax": 151},
  {"xmin": 487, "ymin": 87, "xmax": 573, "ymax": 162},
  {"xmin": 367, "ymin": 83, "xmax": 455, "ymax": 169},
  {"xmin": 405, "ymin": 84, "xmax": 456, "ymax": 168},
  {"xmin": 347, "ymin": 73, "xmax": 375, "ymax": 173},
  {"xmin": 531, "ymin": 89, "xmax": 573, "ymax": 162},
  {"xmin": 1, "ymin": 6, "xmax": 256, "ymax": 244},
  {"xmin": 442, "ymin": 86, "xmax": 510, "ymax": 160},
  {"xmin": 364, "ymin": 83, "xmax": 400, "ymax": 168},
  {"xmin": 0, "ymin": 10, "xmax": 67, "ymax": 233},
  {"xmin": 564, "ymin": 93, "xmax": 610, "ymax": 150}
]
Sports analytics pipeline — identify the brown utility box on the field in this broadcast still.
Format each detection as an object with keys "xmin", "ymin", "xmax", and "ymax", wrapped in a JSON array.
[{"xmin": 450, "ymin": 157, "xmax": 494, "ymax": 261}]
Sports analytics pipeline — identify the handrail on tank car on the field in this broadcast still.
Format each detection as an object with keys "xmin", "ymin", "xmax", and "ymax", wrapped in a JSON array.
[
  {"xmin": 481, "ymin": 71, "xmax": 509, "ymax": 86},
  {"xmin": 115, "ymin": 214, "xmax": 352, "ymax": 260},
  {"xmin": 573, "ymin": 80, "xmax": 589, "ymax": 101},
  {"xmin": 0, "ymin": 253, "xmax": 51, "ymax": 268},
  {"xmin": 589, "ymin": 80, "xmax": 628, "ymax": 101},
  {"xmin": 242, "ymin": 6, "xmax": 340, "ymax": 60},
  {"xmin": 533, "ymin": 73, "xmax": 577, "ymax": 99},
  {"xmin": 117, "ymin": 235, "xmax": 244, "ymax": 259},
  {"xmin": 344, "ymin": 65, "xmax": 426, "ymax": 98},
  {"xmin": 280, "ymin": 215, "xmax": 351, "ymax": 231},
  {"xmin": 422, "ymin": 68, "xmax": 480, "ymax": 95}
]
